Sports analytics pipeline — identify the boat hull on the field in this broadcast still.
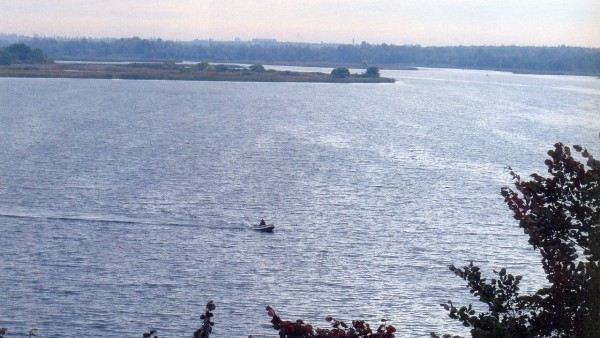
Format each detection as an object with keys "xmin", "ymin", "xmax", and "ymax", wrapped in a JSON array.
[{"xmin": 251, "ymin": 225, "xmax": 275, "ymax": 232}]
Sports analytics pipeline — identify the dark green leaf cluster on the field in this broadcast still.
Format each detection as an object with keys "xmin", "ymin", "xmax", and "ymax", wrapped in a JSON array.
[
  {"xmin": 193, "ymin": 301, "xmax": 216, "ymax": 338},
  {"xmin": 142, "ymin": 329, "xmax": 158, "ymax": 338},
  {"xmin": 136, "ymin": 302, "xmax": 395, "ymax": 338},
  {"xmin": 0, "ymin": 328, "xmax": 40, "ymax": 338},
  {"xmin": 439, "ymin": 143, "xmax": 600, "ymax": 338},
  {"xmin": 264, "ymin": 306, "xmax": 396, "ymax": 338}
]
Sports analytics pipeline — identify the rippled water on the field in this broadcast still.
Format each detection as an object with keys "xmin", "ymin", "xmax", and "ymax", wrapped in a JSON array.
[{"xmin": 1, "ymin": 68, "xmax": 599, "ymax": 338}]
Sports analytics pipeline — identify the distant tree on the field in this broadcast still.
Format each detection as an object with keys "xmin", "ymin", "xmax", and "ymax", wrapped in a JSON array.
[
  {"xmin": 249, "ymin": 63, "xmax": 265, "ymax": 72},
  {"xmin": 365, "ymin": 66, "xmax": 380, "ymax": 77},
  {"xmin": 0, "ymin": 49, "xmax": 9, "ymax": 65},
  {"xmin": 0, "ymin": 43, "xmax": 51, "ymax": 64},
  {"xmin": 436, "ymin": 143, "xmax": 600, "ymax": 338},
  {"xmin": 162, "ymin": 59, "xmax": 176, "ymax": 67},
  {"xmin": 11, "ymin": 36, "xmax": 600, "ymax": 74},
  {"xmin": 21, "ymin": 38, "xmax": 600, "ymax": 73},
  {"xmin": 330, "ymin": 67, "xmax": 351, "ymax": 78},
  {"xmin": 5, "ymin": 43, "xmax": 33, "ymax": 60},
  {"xmin": 214, "ymin": 64, "xmax": 228, "ymax": 72},
  {"xmin": 196, "ymin": 61, "xmax": 209, "ymax": 71}
]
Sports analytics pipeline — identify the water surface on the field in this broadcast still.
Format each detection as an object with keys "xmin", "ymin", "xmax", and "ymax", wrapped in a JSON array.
[{"xmin": 1, "ymin": 68, "xmax": 599, "ymax": 337}]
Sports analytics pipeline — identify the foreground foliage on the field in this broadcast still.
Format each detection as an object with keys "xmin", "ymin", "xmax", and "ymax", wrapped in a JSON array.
[
  {"xmin": 262, "ymin": 306, "xmax": 396, "ymax": 338},
  {"xmin": 193, "ymin": 301, "xmax": 216, "ymax": 338},
  {"xmin": 143, "ymin": 301, "xmax": 397, "ymax": 338},
  {"xmin": 438, "ymin": 143, "xmax": 600, "ymax": 338}
]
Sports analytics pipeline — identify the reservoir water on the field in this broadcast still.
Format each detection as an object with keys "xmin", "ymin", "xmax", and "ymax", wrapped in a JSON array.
[{"xmin": 1, "ymin": 68, "xmax": 599, "ymax": 337}]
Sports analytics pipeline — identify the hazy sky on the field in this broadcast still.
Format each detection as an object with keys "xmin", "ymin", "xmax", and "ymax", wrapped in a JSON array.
[{"xmin": 1, "ymin": 0, "xmax": 599, "ymax": 46}]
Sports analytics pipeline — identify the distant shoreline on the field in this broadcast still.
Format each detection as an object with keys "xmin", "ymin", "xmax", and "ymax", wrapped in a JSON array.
[
  {"xmin": 0, "ymin": 63, "xmax": 396, "ymax": 83},
  {"xmin": 56, "ymin": 58, "xmax": 420, "ymax": 71},
  {"xmin": 3, "ymin": 35, "xmax": 599, "ymax": 76},
  {"xmin": 50, "ymin": 58, "xmax": 600, "ymax": 77}
]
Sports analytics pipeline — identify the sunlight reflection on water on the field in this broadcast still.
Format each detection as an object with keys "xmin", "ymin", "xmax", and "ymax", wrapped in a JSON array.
[{"xmin": 1, "ymin": 69, "xmax": 599, "ymax": 337}]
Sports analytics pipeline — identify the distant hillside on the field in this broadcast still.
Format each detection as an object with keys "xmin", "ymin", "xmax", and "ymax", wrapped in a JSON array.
[
  {"xmin": 1, "ymin": 36, "xmax": 599, "ymax": 75},
  {"xmin": 0, "ymin": 43, "xmax": 52, "ymax": 65}
]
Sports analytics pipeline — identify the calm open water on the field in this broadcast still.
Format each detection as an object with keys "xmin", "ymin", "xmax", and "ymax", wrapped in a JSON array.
[{"xmin": 1, "ymin": 68, "xmax": 599, "ymax": 338}]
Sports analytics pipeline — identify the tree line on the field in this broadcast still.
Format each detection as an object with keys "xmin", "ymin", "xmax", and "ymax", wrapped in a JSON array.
[
  {"xmin": 1, "ymin": 36, "xmax": 599, "ymax": 75},
  {"xmin": 0, "ymin": 43, "xmax": 51, "ymax": 65}
]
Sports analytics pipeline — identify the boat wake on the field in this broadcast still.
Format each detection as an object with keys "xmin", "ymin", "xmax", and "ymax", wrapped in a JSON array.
[{"xmin": 0, "ymin": 210, "xmax": 243, "ymax": 230}]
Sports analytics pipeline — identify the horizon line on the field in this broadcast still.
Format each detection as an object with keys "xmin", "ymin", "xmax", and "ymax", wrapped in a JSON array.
[{"xmin": 1, "ymin": 32, "xmax": 599, "ymax": 49}]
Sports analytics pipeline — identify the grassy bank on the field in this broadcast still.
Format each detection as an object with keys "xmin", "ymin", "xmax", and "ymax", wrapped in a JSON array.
[{"xmin": 0, "ymin": 63, "xmax": 396, "ymax": 83}]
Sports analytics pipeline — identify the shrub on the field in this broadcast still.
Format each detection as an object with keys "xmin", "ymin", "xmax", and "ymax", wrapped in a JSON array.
[
  {"xmin": 263, "ymin": 306, "xmax": 396, "ymax": 338},
  {"xmin": 249, "ymin": 64, "xmax": 265, "ymax": 72},
  {"xmin": 330, "ymin": 67, "xmax": 351, "ymax": 78},
  {"xmin": 138, "ymin": 301, "xmax": 395, "ymax": 338},
  {"xmin": 197, "ymin": 61, "xmax": 210, "ymax": 71},
  {"xmin": 142, "ymin": 329, "xmax": 159, "ymax": 338},
  {"xmin": 194, "ymin": 301, "xmax": 215, "ymax": 338},
  {"xmin": 437, "ymin": 143, "xmax": 600, "ymax": 338},
  {"xmin": 365, "ymin": 66, "xmax": 380, "ymax": 77}
]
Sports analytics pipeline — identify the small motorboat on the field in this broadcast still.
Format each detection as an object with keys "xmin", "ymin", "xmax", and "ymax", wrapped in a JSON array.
[{"xmin": 251, "ymin": 223, "xmax": 275, "ymax": 232}]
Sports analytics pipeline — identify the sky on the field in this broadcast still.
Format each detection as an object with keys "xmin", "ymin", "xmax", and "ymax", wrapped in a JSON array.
[{"xmin": 1, "ymin": 0, "xmax": 599, "ymax": 47}]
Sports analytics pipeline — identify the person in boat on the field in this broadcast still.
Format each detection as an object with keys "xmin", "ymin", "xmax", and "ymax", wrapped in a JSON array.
[{"xmin": 259, "ymin": 219, "xmax": 266, "ymax": 226}]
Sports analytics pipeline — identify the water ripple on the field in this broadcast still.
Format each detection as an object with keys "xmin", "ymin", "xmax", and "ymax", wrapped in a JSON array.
[{"xmin": 1, "ymin": 71, "xmax": 598, "ymax": 337}]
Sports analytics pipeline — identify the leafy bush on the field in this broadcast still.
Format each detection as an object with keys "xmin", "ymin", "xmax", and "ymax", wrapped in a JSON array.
[
  {"xmin": 249, "ymin": 63, "xmax": 265, "ymax": 72},
  {"xmin": 194, "ymin": 301, "xmax": 215, "ymax": 338},
  {"xmin": 437, "ymin": 143, "xmax": 600, "ymax": 338},
  {"xmin": 262, "ymin": 306, "xmax": 396, "ymax": 338},
  {"xmin": 365, "ymin": 66, "xmax": 380, "ymax": 77},
  {"xmin": 137, "ymin": 301, "xmax": 395, "ymax": 338},
  {"xmin": 143, "ymin": 329, "xmax": 159, "ymax": 338},
  {"xmin": 331, "ymin": 67, "xmax": 350, "ymax": 78},
  {"xmin": 197, "ymin": 61, "xmax": 210, "ymax": 70}
]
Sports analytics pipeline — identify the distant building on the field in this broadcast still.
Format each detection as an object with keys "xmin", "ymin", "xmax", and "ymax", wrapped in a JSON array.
[{"xmin": 252, "ymin": 38, "xmax": 277, "ymax": 45}]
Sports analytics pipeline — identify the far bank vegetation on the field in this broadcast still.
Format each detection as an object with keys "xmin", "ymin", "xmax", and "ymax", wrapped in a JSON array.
[
  {"xmin": 0, "ymin": 43, "xmax": 52, "ymax": 65},
  {"xmin": 0, "ymin": 46, "xmax": 395, "ymax": 83}
]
